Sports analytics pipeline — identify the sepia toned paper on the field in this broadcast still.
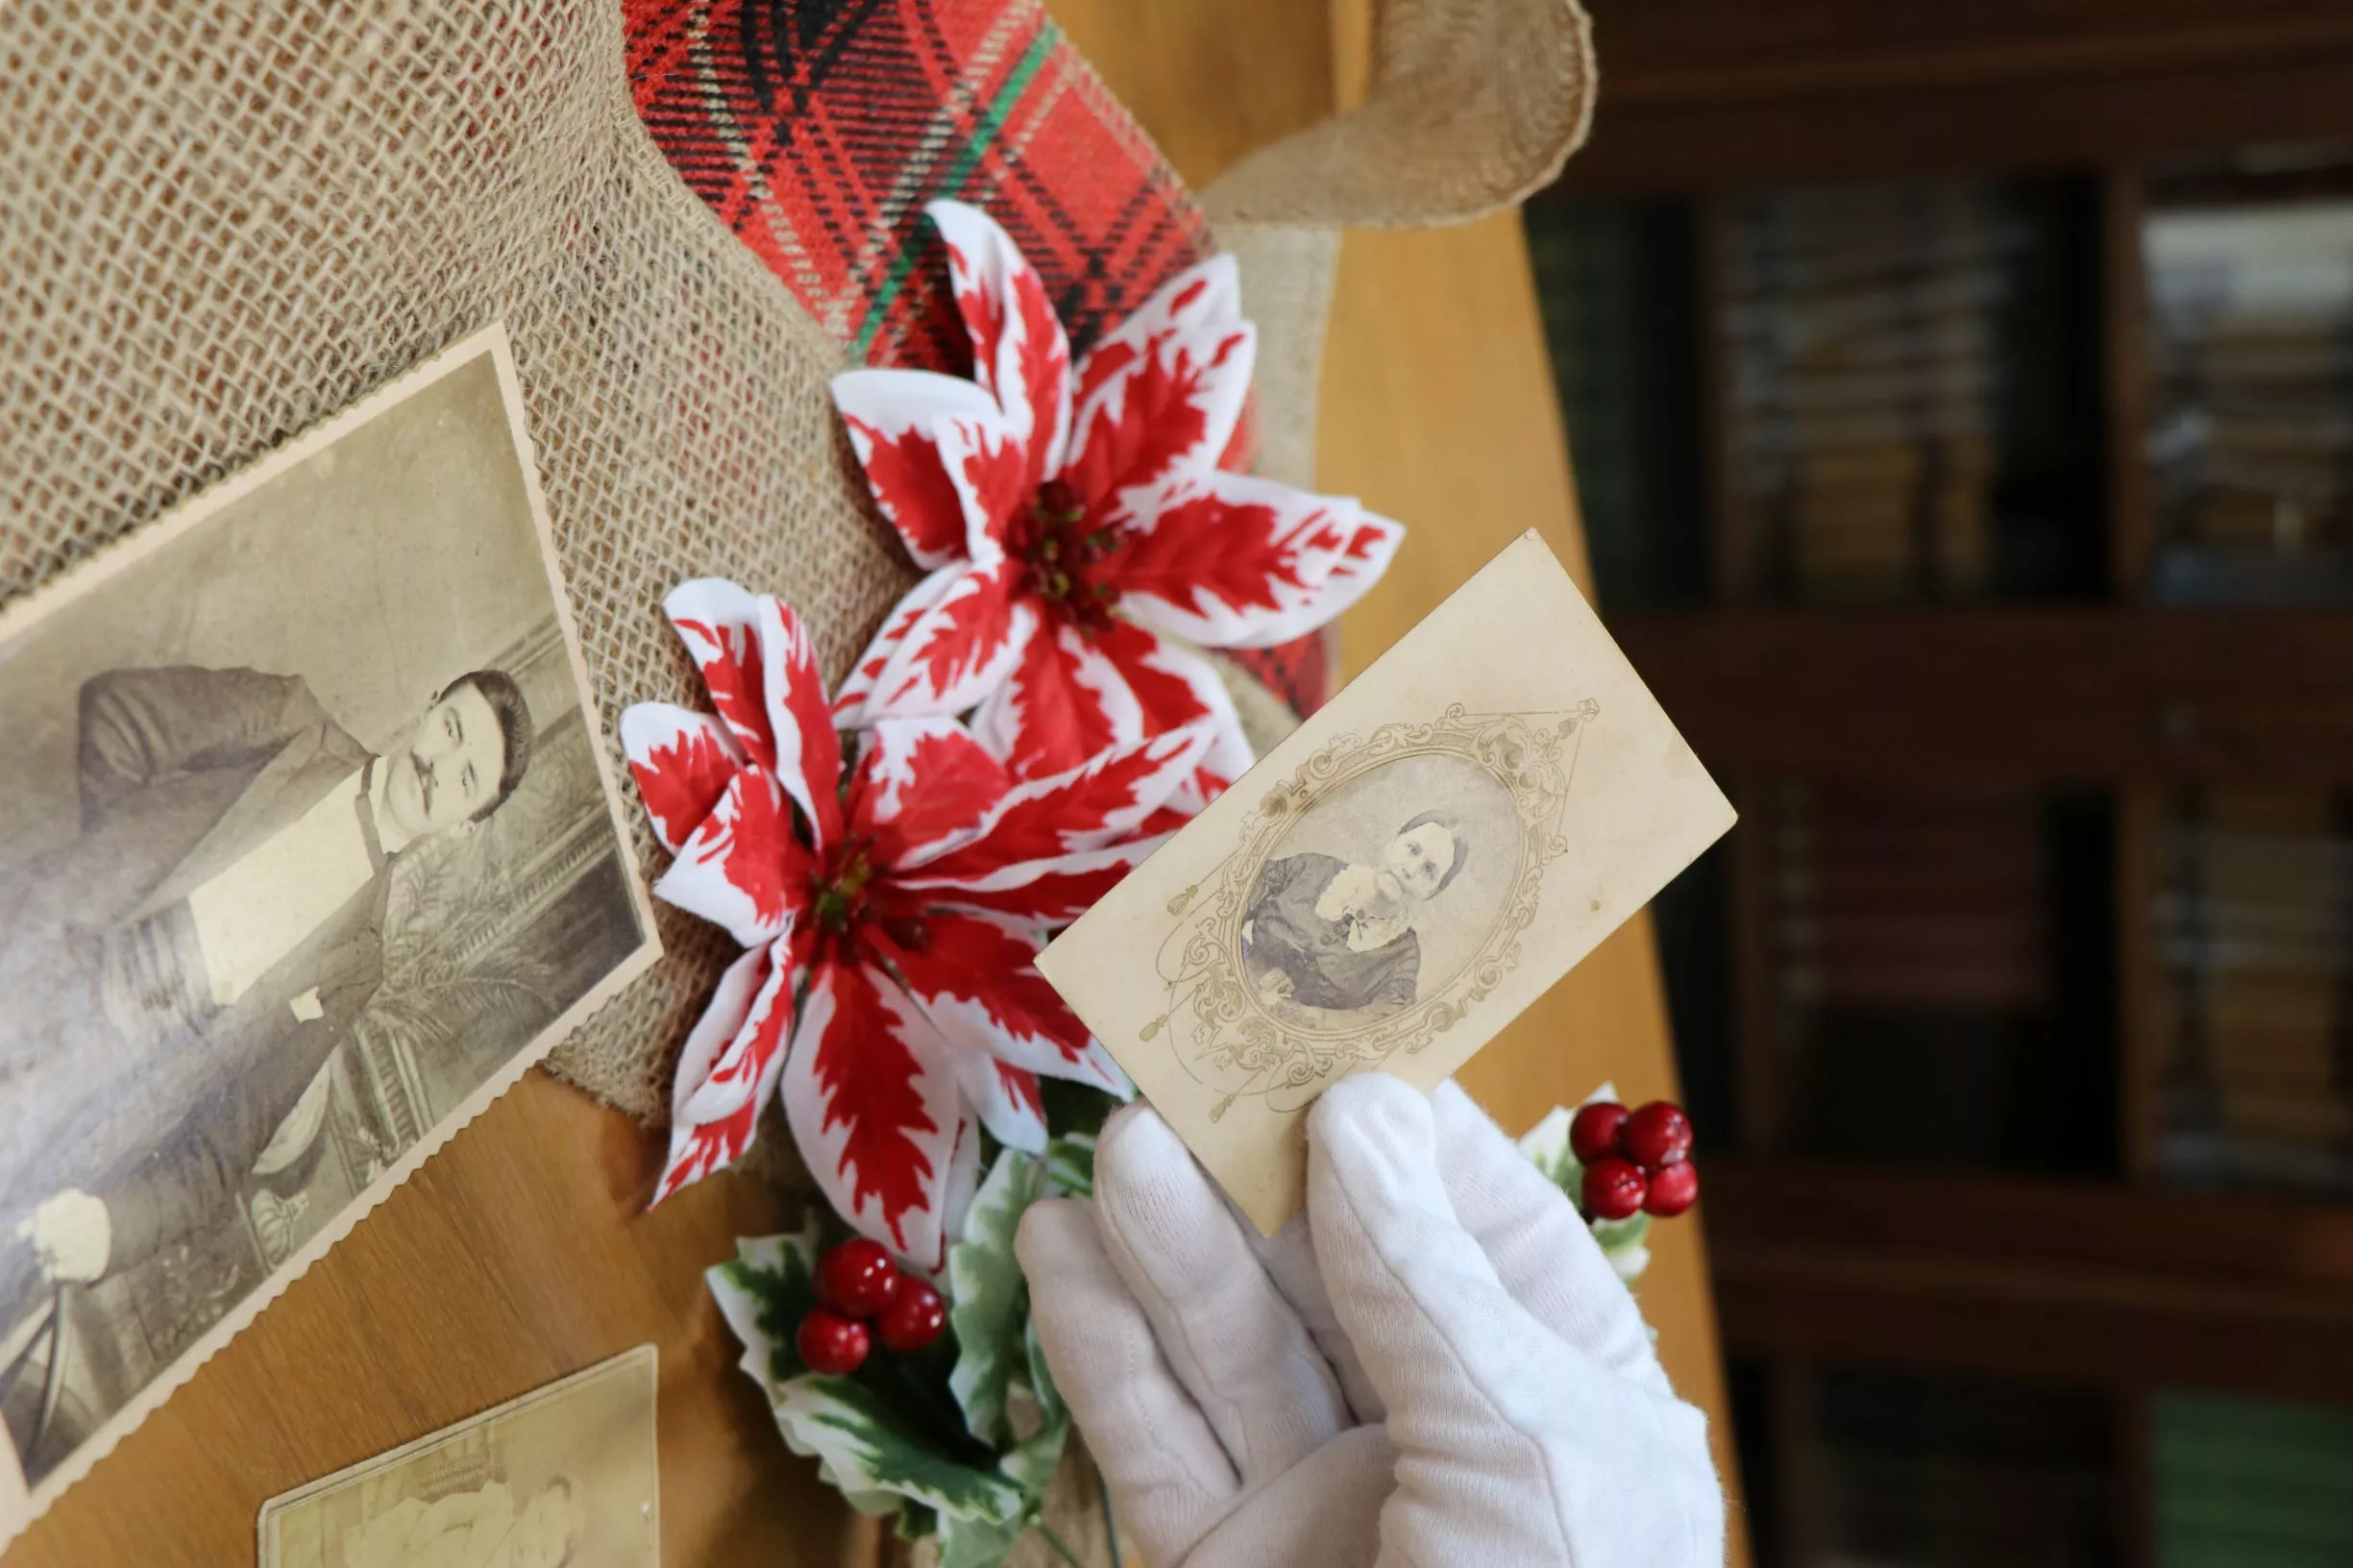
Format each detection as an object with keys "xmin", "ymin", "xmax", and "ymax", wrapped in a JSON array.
[
  {"xmin": 258, "ymin": 1344, "xmax": 660, "ymax": 1568},
  {"xmin": 1038, "ymin": 532, "xmax": 1734, "ymax": 1233},
  {"xmin": 0, "ymin": 328, "xmax": 660, "ymax": 1543}
]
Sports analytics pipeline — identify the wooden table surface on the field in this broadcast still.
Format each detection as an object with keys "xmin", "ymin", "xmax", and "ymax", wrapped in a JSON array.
[{"xmin": 3, "ymin": 2, "xmax": 1748, "ymax": 1563}]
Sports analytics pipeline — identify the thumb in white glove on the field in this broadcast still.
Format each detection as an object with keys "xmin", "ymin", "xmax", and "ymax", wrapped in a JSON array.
[
  {"xmin": 1016, "ymin": 1075, "xmax": 1724, "ymax": 1568},
  {"xmin": 1312, "ymin": 1074, "xmax": 1723, "ymax": 1567}
]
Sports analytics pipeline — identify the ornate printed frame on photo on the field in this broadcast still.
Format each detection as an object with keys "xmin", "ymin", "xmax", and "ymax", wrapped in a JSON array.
[{"xmin": 1150, "ymin": 701, "xmax": 1601, "ymax": 1119}]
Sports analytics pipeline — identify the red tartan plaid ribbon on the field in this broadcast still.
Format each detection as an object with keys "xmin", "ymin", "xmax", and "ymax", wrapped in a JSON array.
[{"xmin": 625, "ymin": 0, "xmax": 1330, "ymax": 712}]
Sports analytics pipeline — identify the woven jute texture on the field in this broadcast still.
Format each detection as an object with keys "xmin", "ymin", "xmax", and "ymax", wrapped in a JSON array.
[
  {"xmin": 1207, "ymin": 0, "xmax": 1595, "ymax": 496},
  {"xmin": 0, "ymin": 0, "xmax": 913, "ymax": 1119},
  {"xmin": 1204, "ymin": 0, "xmax": 1596, "ymax": 230}
]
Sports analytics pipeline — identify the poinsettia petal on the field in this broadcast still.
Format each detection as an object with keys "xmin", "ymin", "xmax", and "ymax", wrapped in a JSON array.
[
  {"xmin": 1297, "ymin": 509, "xmax": 1410, "ymax": 639},
  {"xmin": 874, "ymin": 913, "xmax": 1130, "ymax": 1096},
  {"xmin": 1091, "ymin": 621, "xmax": 1253, "ymax": 814},
  {"xmin": 652, "ymin": 767, "xmax": 815, "ymax": 946},
  {"xmin": 754, "ymin": 597, "xmax": 845, "ymax": 852},
  {"xmin": 860, "ymin": 557, "xmax": 1038, "ymax": 722},
  {"xmin": 782, "ymin": 957, "xmax": 967, "ymax": 1265},
  {"xmin": 1067, "ymin": 255, "xmax": 1252, "ymax": 505},
  {"xmin": 935, "ymin": 1114, "xmax": 984, "ymax": 1275},
  {"xmin": 895, "ymin": 839, "xmax": 1170, "ymax": 927},
  {"xmin": 928, "ymin": 200, "xmax": 1072, "ymax": 486},
  {"xmin": 664, "ymin": 578, "xmax": 778, "ymax": 773},
  {"xmin": 959, "ymin": 1056, "xmax": 1048, "ymax": 1154},
  {"xmin": 621, "ymin": 702, "xmax": 746, "ymax": 853},
  {"xmin": 1113, "ymin": 473, "xmax": 1402, "ymax": 650},
  {"xmin": 934, "ymin": 407, "xmax": 1032, "ymax": 557},
  {"xmin": 848, "ymin": 719, "xmax": 1011, "ymax": 870},
  {"xmin": 832, "ymin": 367, "xmax": 1004, "ymax": 570},
  {"xmin": 653, "ymin": 943, "xmax": 794, "ymax": 1203},
  {"xmin": 833, "ymin": 567, "xmax": 956, "ymax": 729},
  {"xmin": 945, "ymin": 722, "xmax": 1213, "ymax": 864},
  {"xmin": 894, "ymin": 723, "xmax": 1209, "ymax": 923},
  {"xmin": 970, "ymin": 619, "xmax": 1144, "ymax": 781}
]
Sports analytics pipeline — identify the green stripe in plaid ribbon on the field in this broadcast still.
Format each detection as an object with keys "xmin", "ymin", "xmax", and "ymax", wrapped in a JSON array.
[{"xmin": 851, "ymin": 23, "xmax": 1058, "ymax": 361}]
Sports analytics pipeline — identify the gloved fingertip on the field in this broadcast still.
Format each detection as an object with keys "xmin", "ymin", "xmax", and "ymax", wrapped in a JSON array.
[
  {"xmin": 1098, "ymin": 1096, "xmax": 1159, "ymax": 1144},
  {"xmin": 1014, "ymin": 1195, "xmax": 1093, "ymax": 1277},
  {"xmin": 1094, "ymin": 1098, "xmax": 1181, "ymax": 1189},
  {"xmin": 1311, "ymin": 1072, "xmax": 1438, "ymax": 1169},
  {"xmin": 1429, "ymin": 1078, "xmax": 1496, "ymax": 1132}
]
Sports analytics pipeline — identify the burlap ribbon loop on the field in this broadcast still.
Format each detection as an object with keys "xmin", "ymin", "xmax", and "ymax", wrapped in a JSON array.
[
  {"xmin": 1201, "ymin": 0, "xmax": 1596, "ymax": 230},
  {"xmin": 1200, "ymin": 0, "xmax": 1593, "ymax": 491}
]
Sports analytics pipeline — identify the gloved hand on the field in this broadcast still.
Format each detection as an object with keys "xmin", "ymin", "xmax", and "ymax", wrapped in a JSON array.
[{"xmin": 1016, "ymin": 1075, "xmax": 1725, "ymax": 1568}]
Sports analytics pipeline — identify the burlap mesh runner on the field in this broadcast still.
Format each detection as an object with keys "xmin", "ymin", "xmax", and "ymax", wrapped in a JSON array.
[{"xmin": 0, "ymin": 0, "xmax": 917, "ymax": 1119}]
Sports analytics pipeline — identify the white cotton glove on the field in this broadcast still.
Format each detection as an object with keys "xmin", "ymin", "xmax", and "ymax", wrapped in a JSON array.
[{"xmin": 1016, "ymin": 1076, "xmax": 1725, "ymax": 1568}]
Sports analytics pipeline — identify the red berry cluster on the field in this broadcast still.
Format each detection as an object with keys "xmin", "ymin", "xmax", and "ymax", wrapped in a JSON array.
[
  {"xmin": 1568, "ymin": 1099, "xmax": 1699, "ymax": 1221},
  {"xmin": 796, "ymin": 1238, "xmax": 948, "ymax": 1377}
]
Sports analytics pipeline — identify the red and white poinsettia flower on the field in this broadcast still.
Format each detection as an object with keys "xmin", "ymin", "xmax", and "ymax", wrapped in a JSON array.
[
  {"xmin": 830, "ymin": 200, "xmax": 1403, "ymax": 811},
  {"xmin": 622, "ymin": 578, "xmax": 1208, "ymax": 1268}
]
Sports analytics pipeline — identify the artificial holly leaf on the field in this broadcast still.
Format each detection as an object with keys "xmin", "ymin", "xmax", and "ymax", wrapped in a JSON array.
[
  {"xmin": 999, "ymin": 1382, "xmax": 1068, "ymax": 1499},
  {"xmin": 707, "ymin": 1220, "xmax": 825, "ymax": 1395},
  {"xmin": 1517, "ymin": 1104, "xmax": 1581, "ymax": 1191},
  {"xmin": 1592, "ymin": 1212, "xmax": 1654, "ymax": 1286},
  {"xmin": 936, "ymin": 1511, "xmax": 1026, "ymax": 1568},
  {"xmin": 775, "ymin": 1375, "xmax": 1028, "ymax": 1526},
  {"xmin": 1025, "ymin": 1313, "xmax": 1066, "ymax": 1433},
  {"xmin": 1043, "ymin": 1131, "xmax": 1096, "ymax": 1198},
  {"xmin": 711, "ymin": 1220, "xmax": 1013, "ymax": 1521},
  {"xmin": 947, "ymin": 1146, "xmax": 1047, "ymax": 1447}
]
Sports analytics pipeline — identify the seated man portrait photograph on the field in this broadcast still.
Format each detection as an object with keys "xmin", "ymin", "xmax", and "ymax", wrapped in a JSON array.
[{"xmin": 0, "ymin": 661, "xmax": 535, "ymax": 1440}]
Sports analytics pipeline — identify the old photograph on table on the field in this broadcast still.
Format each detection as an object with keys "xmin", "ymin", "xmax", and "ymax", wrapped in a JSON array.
[
  {"xmin": 0, "ymin": 327, "xmax": 658, "ymax": 1533},
  {"xmin": 1039, "ymin": 532, "xmax": 1735, "ymax": 1233},
  {"xmin": 259, "ymin": 1344, "xmax": 659, "ymax": 1568}
]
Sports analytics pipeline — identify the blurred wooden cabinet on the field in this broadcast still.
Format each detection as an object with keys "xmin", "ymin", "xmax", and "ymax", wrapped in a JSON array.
[{"xmin": 1532, "ymin": 3, "xmax": 2353, "ymax": 1563}]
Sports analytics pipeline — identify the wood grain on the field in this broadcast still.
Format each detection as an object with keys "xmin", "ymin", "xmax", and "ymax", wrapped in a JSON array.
[
  {"xmin": 5, "ymin": 1073, "xmax": 863, "ymax": 1567},
  {"xmin": 5, "ymin": 1, "xmax": 1747, "ymax": 1563}
]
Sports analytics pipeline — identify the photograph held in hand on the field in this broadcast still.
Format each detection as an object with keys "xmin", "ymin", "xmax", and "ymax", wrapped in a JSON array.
[
  {"xmin": 0, "ymin": 328, "xmax": 657, "ymax": 1531},
  {"xmin": 1040, "ymin": 533, "xmax": 1736, "ymax": 1233}
]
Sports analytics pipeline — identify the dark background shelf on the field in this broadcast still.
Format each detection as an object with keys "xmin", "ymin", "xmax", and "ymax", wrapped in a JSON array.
[{"xmin": 1529, "ymin": 4, "xmax": 2353, "ymax": 1563}]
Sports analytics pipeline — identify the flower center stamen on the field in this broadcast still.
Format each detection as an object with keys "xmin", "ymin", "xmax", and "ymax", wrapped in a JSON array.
[
  {"xmin": 1017, "ymin": 478, "xmax": 1118, "ymax": 630},
  {"xmin": 814, "ymin": 842, "xmax": 877, "ymax": 934}
]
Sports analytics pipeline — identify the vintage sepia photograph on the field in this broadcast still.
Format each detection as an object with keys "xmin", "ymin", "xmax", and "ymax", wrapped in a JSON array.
[
  {"xmin": 258, "ymin": 1343, "xmax": 658, "ymax": 1568},
  {"xmin": 0, "ymin": 329, "xmax": 657, "ymax": 1526},
  {"xmin": 1178, "ymin": 705, "xmax": 1591, "ymax": 1130},
  {"xmin": 1240, "ymin": 752, "xmax": 1522, "ymax": 1032},
  {"xmin": 1040, "ymin": 533, "xmax": 1737, "ymax": 1233}
]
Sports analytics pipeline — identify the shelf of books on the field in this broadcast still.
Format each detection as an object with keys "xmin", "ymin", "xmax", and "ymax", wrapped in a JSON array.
[{"xmin": 1529, "ymin": 121, "xmax": 2353, "ymax": 1568}]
